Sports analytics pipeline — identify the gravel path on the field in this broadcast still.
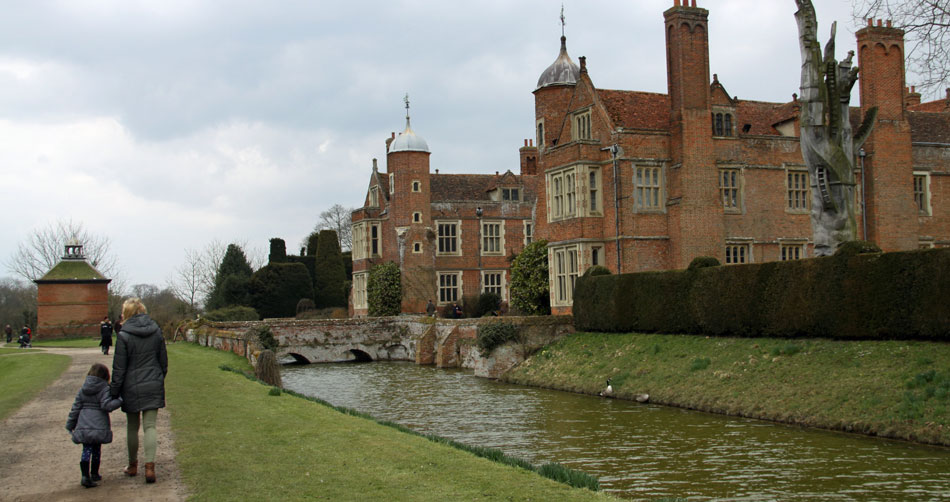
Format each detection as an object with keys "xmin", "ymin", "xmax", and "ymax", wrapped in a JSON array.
[{"xmin": 0, "ymin": 347, "xmax": 188, "ymax": 502}]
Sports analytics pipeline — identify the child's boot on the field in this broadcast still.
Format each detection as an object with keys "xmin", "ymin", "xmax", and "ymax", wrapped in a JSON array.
[
  {"xmin": 80, "ymin": 461, "xmax": 97, "ymax": 488},
  {"xmin": 145, "ymin": 462, "xmax": 156, "ymax": 483},
  {"xmin": 91, "ymin": 458, "xmax": 102, "ymax": 482}
]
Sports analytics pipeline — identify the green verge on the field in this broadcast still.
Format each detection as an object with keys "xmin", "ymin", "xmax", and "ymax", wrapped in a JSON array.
[
  {"xmin": 166, "ymin": 343, "xmax": 612, "ymax": 502},
  {"xmin": 503, "ymin": 332, "xmax": 950, "ymax": 446},
  {"xmin": 0, "ymin": 352, "xmax": 71, "ymax": 420},
  {"xmin": 31, "ymin": 336, "xmax": 111, "ymax": 348}
]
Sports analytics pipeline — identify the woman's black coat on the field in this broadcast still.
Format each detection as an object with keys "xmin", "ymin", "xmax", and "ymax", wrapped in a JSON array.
[{"xmin": 109, "ymin": 314, "xmax": 167, "ymax": 413}]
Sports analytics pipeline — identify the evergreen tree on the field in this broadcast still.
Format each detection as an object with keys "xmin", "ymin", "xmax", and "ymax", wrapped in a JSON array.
[
  {"xmin": 206, "ymin": 244, "xmax": 253, "ymax": 310},
  {"xmin": 509, "ymin": 239, "xmax": 551, "ymax": 315},
  {"xmin": 249, "ymin": 262, "xmax": 314, "ymax": 319},
  {"xmin": 367, "ymin": 261, "xmax": 401, "ymax": 317},
  {"xmin": 313, "ymin": 229, "xmax": 346, "ymax": 308},
  {"xmin": 306, "ymin": 231, "xmax": 320, "ymax": 257}
]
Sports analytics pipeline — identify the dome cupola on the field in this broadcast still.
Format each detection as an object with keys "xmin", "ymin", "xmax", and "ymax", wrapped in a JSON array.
[
  {"xmin": 536, "ymin": 35, "xmax": 580, "ymax": 89},
  {"xmin": 389, "ymin": 94, "xmax": 430, "ymax": 153}
]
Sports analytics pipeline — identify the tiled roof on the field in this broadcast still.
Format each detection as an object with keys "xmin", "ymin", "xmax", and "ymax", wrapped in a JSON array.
[
  {"xmin": 909, "ymin": 98, "xmax": 948, "ymax": 112},
  {"xmin": 734, "ymin": 100, "xmax": 798, "ymax": 136},
  {"xmin": 596, "ymin": 89, "xmax": 670, "ymax": 130},
  {"xmin": 909, "ymin": 112, "xmax": 950, "ymax": 143},
  {"xmin": 37, "ymin": 259, "xmax": 108, "ymax": 282},
  {"xmin": 430, "ymin": 173, "xmax": 535, "ymax": 202}
]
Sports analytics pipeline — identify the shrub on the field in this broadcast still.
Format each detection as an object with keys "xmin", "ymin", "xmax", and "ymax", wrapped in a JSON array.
[
  {"xmin": 689, "ymin": 357, "xmax": 711, "ymax": 371},
  {"xmin": 367, "ymin": 262, "xmax": 401, "ymax": 316},
  {"xmin": 202, "ymin": 305, "xmax": 259, "ymax": 322},
  {"xmin": 255, "ymin": 349, "xmax": 282, "ymax": 387},
  {"xmin": 582, "ymin": 265, "xmax": 612, "ymax": 277},
  {"xmin": 249, "ymin": 324, "xmax": 278, "ymax": 352},
  {"xmin": 834, "ymin": 240, "xmax": 881, "ymax": 257},
  {"xmin": 475, "ymin": 292, "xmax": 501, "ymax": 317},
  {"xmin": 688, "ymin": 256, "xmax": 721, "ymax": 270},
  {"xmin": 461, "ymin": 294, "xmax": 480, "ymax": 318},
  {"xmin": 509, "ymin": 239, "xmax": 550, "ymax": 315},
  {"xmin": 206, "ymin": 243, "xmax": 254, "ymax": 310},
  {"xmin": 249, "ymin": 262, "xmax": 315, "ymax": 319},
  {"xmin": 296, "ymin": 298, "xmax": 315, "ymax": 314},
  {"xmin": 476, "ymin": 322, "xmax": 521, "ymax": 357}
]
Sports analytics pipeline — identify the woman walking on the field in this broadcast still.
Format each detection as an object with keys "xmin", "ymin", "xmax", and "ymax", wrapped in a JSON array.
[{"xmin": 109, "ymin": 297, "xmax": 167, "ymax": 484}]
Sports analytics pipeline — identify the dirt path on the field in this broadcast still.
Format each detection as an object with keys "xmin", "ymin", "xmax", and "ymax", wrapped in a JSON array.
[{"xmin": 0, "ymin": 347, "xmax": 188, "ymax": 502}]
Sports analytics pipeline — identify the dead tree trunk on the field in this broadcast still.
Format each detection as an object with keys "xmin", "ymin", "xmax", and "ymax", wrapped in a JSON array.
[{"xmin": 794, "ymin": 0, "xmax": 877, "ymax": 255}]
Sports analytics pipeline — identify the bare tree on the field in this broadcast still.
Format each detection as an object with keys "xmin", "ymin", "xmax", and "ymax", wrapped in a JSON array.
[
  {"xmin": 5, "ymin": 219, "xmax": 121, "ymax": 282},
  {"xmin": 853, "ymin": 0, "xmax": 950, "ymax": 99},
  {"xmin": 167, "ymin": 248, "xmax": 203, "ymax": 309},
  {"xmin": 315, "ymin": 204, "xmax": 355, "ymax": 251}
]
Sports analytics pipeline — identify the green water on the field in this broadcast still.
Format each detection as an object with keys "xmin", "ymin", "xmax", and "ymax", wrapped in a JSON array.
[{"xmin": 282, "ymin": 362, "xmax": 950, "ymax": 500}]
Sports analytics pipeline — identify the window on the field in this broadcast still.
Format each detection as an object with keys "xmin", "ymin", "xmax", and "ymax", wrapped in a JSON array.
[
  {"xmin": 780, "ymin": 242, "xmax": 806, "ymax": 261},
  {"xmin": 502, "ymin": 188, "xmax": 520, "ymax": 201},
  {"xmin": 412, "ymin": 180, "xmax": 421, "ymax": 192},
  {"xmin": 369, "ymin": 186, "xmax": 379, "ymax": 207},
  {"xmin": 591, "ymin": 246, "xmax": 602, "ymax": 267},
  {"xmin": 588, "ymin": 167, "xmax": 602, "ymax": 214},
  {"xmin": 482, "ymin": 221, "xmax": 503, "ymax": 255},
  {"xmin": 634, "ymin": 165, "xmax": 662, "ymax": 210},
  {"xmin": 724, "ymin": 114, "xmax": 733, "ymax": 136},
  {"xmin": 573, "ymin": 110, "xmax": 592, "ymax": 141},
  {"xmin": 713, "ymin": 112, "xmax": 734, "ymax": 137},
  {"xmin": 537, "ymin": 119, "xmax": 545, "ymax": 147},
  {"xmin": 370, "ymin": 223, "xmax": 380, "ymax": 257},
  {"xmin": 351, "ymin": 222, "xmax": 367, "ymax": 260},
  {"xmin": 725, "ymin": 242, "xmax": 751, "ymax": 264},
  {"xmin": 413, "ymin": 212, "xmax": 421, "ymax": 223},
  {"xmin": 353, "ymin": 272, "xmax": 368, "ymax": 310},
  {"xmin": 719, "ymin": 168, "xmax": 740, "ymax": 211},
  {"xmin": 524, "ymin": 221, "xmax": 533, "ymax": 245},
  {"xmin": 787, "ymin": 170, "xmax": 809, "ymax": 212},
  {"xmin": 482, "ymin": 271, "xmax": 504, "ymax": 300},
  {"xmin": 413, "ymin": 242, "xmax": 422, "ymax": 254},
  {"xmin": 438, "ymin": 272, "xmax": 461, "ymax": 304},
  {"xmin": 551, "ymin": 245, "xmax": 579, "ymax": 306},
  {"xmin": 920, "ymin": 239, "xmax": 935, "ymax": 249},
  {"xmin": 437, "ymin": 221, "xmax": 460, "ymax": 255},
  {"xmin": 389, "ymin": 173, "xmax": 395, "ymax": 194},
  {"xmin": 548, "ymin": 168, "xmax": 578, "ymax": 221},
  {"xmin": 914, "ymin": 172, "xmax": 932, "ymax": 216}
]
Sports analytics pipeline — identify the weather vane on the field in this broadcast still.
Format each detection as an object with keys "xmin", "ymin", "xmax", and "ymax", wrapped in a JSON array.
[
  {"xmin": 560, "ymin": 4, "xmax": 565, "ymax": 37},
  {"xmin": 404, "ymin": 93, "xmax": 410, "ymax": 118}
]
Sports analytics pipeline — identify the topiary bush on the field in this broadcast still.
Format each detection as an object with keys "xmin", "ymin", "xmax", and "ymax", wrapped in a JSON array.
[
  {"xmin": 475, "ymin": 292, "xmax": 501, "ymax": 317},
  {"xmin": 510, "ymin": 239, "xmax": 551, "ymax": 315},
  {"xmin": 834, "ymin": 240, "xmax": 882, "ymax": 257},
  {"xmin": 313, "ymin": 229, "xmax": 347, "ymax": 308},
  {"xmin": 688, "ymin": 256, "xmax": 721, "ymax": 270},
  {"xmin": 202, "ymin": 305, "xmax": 260, "ymax": 322},
  {"xmin": 368, "ymin": 261, "xmax": 402, "ymax": 316},
  {"xmin": 476, "ymin": 322, "xmax": 522, "ymax": 357},
  {"xmin": 296, "ymin": 298, "xmax": 315, "ymax": 315},
  {"xmin": 249, "ymin": 262, "xmax": 315, "ymax": 319}
]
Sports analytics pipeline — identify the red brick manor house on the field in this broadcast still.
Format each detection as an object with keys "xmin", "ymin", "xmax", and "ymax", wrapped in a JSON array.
[{"xmin": 351, "ymin": 1, "xmax": 950, "ymax": 315}]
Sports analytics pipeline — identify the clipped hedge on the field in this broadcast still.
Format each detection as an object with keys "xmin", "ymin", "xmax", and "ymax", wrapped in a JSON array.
[{"xmin": 574, "ymin": 248, "xmax": 950, "ymax": 340}]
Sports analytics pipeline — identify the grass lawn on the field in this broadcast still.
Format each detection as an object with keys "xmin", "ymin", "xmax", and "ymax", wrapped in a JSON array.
[
  {"xmin": 166, "ymin": 343, "xmax": 614, "ymax": 502},
  {"xmin": 31, "ymin": 336, "xmax": 112, "ymax": 348},
  {"xmin": 0, "ymin": 352, "xmax": 71, "ymax": 421},
  {"xmin": 504, "ymin": 332, "xmax": 950, "ymax": 446}
]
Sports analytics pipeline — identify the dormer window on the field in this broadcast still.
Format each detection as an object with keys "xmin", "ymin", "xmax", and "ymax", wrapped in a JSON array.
[
  {"xmin": 502, "ymin": 188, "xmax": 520, "ymax": 201},
  {"xmin": 572, "ymin": 110, "xmax": 592, "ymax": 141}
]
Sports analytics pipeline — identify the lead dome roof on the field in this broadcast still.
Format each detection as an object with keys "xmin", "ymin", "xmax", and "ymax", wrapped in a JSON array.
[
  {"xmin": 389, "ymin": 117, "xmax": 430, "ymax": 153},
  {"xmin": 537, "ymin": 36, "xmax": 579, "ymax": 89}
]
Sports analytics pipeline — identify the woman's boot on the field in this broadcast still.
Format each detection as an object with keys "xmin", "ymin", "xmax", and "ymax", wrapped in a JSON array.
[
  {"xmin": 145, "ymin": 462, "xmax": 156, "ymax": 483},
  {"xmin": 123, "ymin": 460, "xmax": 138, "ymax": 477}
]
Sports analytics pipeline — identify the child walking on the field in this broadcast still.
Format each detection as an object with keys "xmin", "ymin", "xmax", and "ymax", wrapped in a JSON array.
[{"xmin": 66, "ymin": 363, "xmax": 122, "ymax": 488}]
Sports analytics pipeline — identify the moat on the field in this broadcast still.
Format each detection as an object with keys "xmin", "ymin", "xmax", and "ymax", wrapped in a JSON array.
[{"xmin": 282, "ymin": 361, "xmax": 950, "ymax": 500}]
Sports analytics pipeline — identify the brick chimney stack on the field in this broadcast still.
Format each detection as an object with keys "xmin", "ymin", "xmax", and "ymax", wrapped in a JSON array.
[{"xmin": 519, "ymin": 139, "xmax": 538, "ymax": 176}]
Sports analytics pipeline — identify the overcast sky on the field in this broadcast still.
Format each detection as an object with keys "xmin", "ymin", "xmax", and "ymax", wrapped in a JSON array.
[{"xmin": 1, "ymin": 0, "xmax": 882, "ymax": 288}]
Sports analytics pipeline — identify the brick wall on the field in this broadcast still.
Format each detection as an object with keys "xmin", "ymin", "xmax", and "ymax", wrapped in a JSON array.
[{"xmin": 35, "ymin": 282, "xmax": 109, "ymax": 338}]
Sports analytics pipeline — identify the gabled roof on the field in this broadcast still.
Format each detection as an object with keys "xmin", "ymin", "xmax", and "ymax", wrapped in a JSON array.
[
  {"xmin": 430, "ymin": 172, "xmax": 535, "ymax": 203},
  {"xmin": 735, "ymin": 100, "xmax": 799, "ymax": 136},
  {"xmin": 909, "ymin": 112, "xmax": 950, "ymax": 143},
  {"xmin": 596, "ymin": 89, "xmax": 670, "ymax": 131},
  {"xmin": 36, "ymin": 259, "xmax": 109, "ymax": 283}
]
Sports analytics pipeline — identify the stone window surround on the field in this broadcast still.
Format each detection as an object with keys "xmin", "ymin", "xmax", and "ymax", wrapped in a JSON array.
[
  {"xmin": 572, "ymin": 107, "xmax": 592, "ymax": 141},
  {"xmin": 914, "ymin": 170, "xmax": 932, "ymax": 216},
  {"xmin": 549, "ymin": 244, "xmax": 579, "ymax": 307},
  {"xmin": 725, "ymin": 238, "xmax": 753, "ymax": 265},
  {"xmin": 437, "ymin": 271, "xmax": 462, "ymax": 305},
  {"xmin": 412, "ymin": 180, "xmax": 421, "ymax": 192},
  {"xmin": 435, "ymin": 219, "xmax": 462, "ymax": 256},
  {"xmin": 547, "ymin": 165, "xmax": 578, "ymax": 222},
  {"xmin": 718, "ymin": 166, "xmax": 743, "ymax": 213},
  {"xmin": 778, "ymin": 239, "xmax": 807, "ymax": 261},
  {"xmin": 481, "ymin": 270, "xmax": 506, "ymax": 301},
  {"xmin": 523, "ymin": 220, "xmax": 533, "ymax": 246},
  {"xmin": 632, "ymin": 162, "xmax": 665, "ymax": 213},
  {"xmin": 481, "ymin": 220, "xmax": 505, "ymax": 256},
  {"xmin": 785, "ymin": 165, "xmax": 810, "ymax": 214},
  {"xmin": 352, "ymin": 272, "xmax": 369, "ymax": 310}
]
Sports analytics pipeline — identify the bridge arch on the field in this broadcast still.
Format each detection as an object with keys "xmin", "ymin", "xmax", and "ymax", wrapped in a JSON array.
[
  {"xmin": 347, "ymin": 349, "xmax": 373, "ymax": 362},
  {"xmin": 285, "ymin": 353, "xmax": 311, "ymax": 365}
]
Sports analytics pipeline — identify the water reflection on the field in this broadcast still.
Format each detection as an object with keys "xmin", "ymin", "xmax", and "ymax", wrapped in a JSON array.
[{"xmin": 282, "ymin": 362, "xmax": 950, "ymax": 500}]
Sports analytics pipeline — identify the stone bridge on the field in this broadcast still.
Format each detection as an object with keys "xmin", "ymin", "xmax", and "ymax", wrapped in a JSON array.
[{"xmin": 187, "ymin": 315, "xmax": 573, "ymax": 378}]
